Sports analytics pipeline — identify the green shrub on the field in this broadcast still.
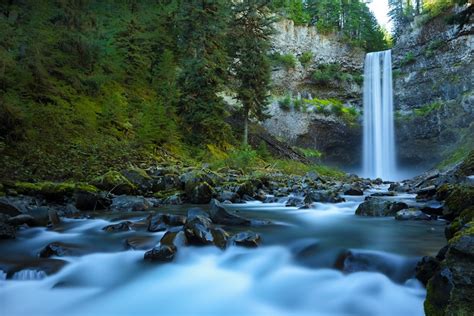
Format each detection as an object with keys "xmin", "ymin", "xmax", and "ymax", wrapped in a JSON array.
[
  {"xmin": 279, "ymin": 95, "xmax": 292, "ymax": 111},
  {"xmin": 271, "ymin": 53, "xmax": 297, "ymax": 70},
  {"xmin": 293, "ymin": 98, "xmax": 305, "ymax": 112},
  {"xmin": 295, "ymin": 147, "xmax": 322, "ymax": 159},
  {"xmin": 400, "ymin": 52, "xmax": 416, "ymax": 66},
  {"xmin": 299, "ymin": 51, "xmax": 313, "ymax": 67},
  {"xmin": 414, "ymin": 102, "xmax": 442, "ymax": 116}
]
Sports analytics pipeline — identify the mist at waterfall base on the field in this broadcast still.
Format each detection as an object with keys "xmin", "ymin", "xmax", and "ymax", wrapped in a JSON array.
[{"xmin": 0, "ymin": 194, "xmax": 446, "ymax": 316}]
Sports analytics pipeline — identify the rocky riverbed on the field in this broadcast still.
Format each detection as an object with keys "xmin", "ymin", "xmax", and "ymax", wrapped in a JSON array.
[{"xmin": 1, "ymin": 151, "xmax": 473, "ymax": 315}]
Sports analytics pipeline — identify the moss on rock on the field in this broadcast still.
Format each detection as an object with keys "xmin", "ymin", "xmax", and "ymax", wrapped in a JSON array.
[
  {"xmin": 92, "ymin": 171, "xmax": 136, "ymax": 195},
  {"xmin": 13, "ymin": 181, "xmax": 98, "ymax": 200},
  {"xmin": 444, "ymin": 185, "xmax": 474, "ymax": 220}
]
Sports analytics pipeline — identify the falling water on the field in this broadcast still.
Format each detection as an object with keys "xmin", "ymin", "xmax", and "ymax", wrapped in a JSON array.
[{"xmin": 363, "ymin": 50, "xmax": 396, "ymax": 180}]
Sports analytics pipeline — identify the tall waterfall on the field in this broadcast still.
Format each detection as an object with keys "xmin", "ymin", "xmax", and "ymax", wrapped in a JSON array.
[{"xmin": 363, "ymin": 50, "xmax": 396, "ymax": 180}]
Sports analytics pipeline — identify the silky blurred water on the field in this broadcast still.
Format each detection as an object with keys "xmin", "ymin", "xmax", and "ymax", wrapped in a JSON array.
[{"xmin": 0, "ymin": 196, "xmax": 445, "ymax": 316}]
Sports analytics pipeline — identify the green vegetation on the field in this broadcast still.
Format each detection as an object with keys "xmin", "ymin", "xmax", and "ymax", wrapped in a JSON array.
[
  {"xmin": 294, "ymin": 147, "xmax": 322, "ymax": 159},
  {"xmin": 272, "ymin": 0, "xmax": 390, "ymax": 51},
  {"xmin": 425, "ymin": 39, "xmax": 445, "ymax": 57},
  {"xmin": 272, "ymin": 53, "xmax": 297, "ymax": 70},
  {"xmin": 278, "ymin": 95, "xmax": 292, "ymax": 111},
  {"xmin": 298, "ymin": 51, "xmax": 314, "ymax": 67},
  {"xmin": 400, "ymin": 52, "xmax": 416, "ymax": 66},
  {"xmin": 311, "ymin": 63, "xmax": 363, "ymax": 87},
  {"xmin": 414, "ymin": 102, "xmax": 443, "ymax": 116}
]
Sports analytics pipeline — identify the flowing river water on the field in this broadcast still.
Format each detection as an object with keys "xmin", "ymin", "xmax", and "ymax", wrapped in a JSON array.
[{"xmin": 0, "ymin": 188, "xmax": 446, "ymax": 316}]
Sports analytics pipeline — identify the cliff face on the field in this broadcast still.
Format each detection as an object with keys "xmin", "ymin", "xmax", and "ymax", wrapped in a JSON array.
[
  {"xmin": 393, "ymin": 6, "xmax": 474, "ymax": 168},
  {"xmin": 262, "ymin": 19, "xmax": 364, "ymax": 167}
]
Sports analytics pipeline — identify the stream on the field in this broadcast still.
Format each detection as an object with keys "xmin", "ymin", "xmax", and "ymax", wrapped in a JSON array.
[{"xmin": 0, "ymin": 188, "xmax": 446, "ymax": 316}]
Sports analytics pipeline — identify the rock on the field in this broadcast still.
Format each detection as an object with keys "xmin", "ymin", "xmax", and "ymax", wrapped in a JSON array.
[
  {"xmin": 236, "ymin": 181, "xmax": 256, "ymax": 197},
  {"xmin": 209, "ymin": 200, "xmax": 251, "ymax": 226},
  {"xmin": 121, "ymin": 167, "xmax": 152, "ymax": 192},
  {"xmin": 255, "ymin": 189, "xmax": 267, "ymax": 202},
  {"xmin": 14, "ymin": 182, "xmax": 98, "ymax": 201},
  {"xmin": 304, "ymin": 190, "xmax": 345, "ymax": 203},
  {"xmin": 285, "ymin": 197, "xmax": 304, "ymax": 207},
  {"xmin": 395, "ymin": 209, "xmax": 431, "ymax": 221},
  {"xmin": 0, "ymin": 198, "xmax": 22, "ymax": 217},
  {"xmin": 48, "ymin": 210, "xmax": 61, "ymax": 226},
  {"xmin": 148, "ymin": 214, "xmax": 186, "ymax": 232},
  {"xmin": 216, "ymin": 191, "xmax": 238, "ymax": 203},
  {"xmin": 443, "ymin": 185, "xmax": 474, "ymax": 220},
  {"xmin": 160, "ymin": 229, "xmax": 187, "ymax": 248},
  {"xmin": 144, "ymin": 245, "xmax": 177, "ymax": 263},
  {"xmin": 187, "ymin": 182, "xmax": 214, "ymax": 204},
  {"xmin": 124, "ymin": 236, "xmax": 158, "ymax": 250},
  {"xmin": 110, "ymin": 195, "xmax": 152, "ymax": 212},
  {"xmin": 415, "ymin": 256, "xmax": 440, "ymax": 286},
  {"xmin": 211, "ymin": 228, "xmax": 229, "ymax": 249},
  {"xmin": 370, "ymin": 191, "xmax": 396, "ymax": 197},
  {"xmin": 445, "ymin": 206, "xmax": 474, "ymax": 240},
  {"xmin": 102, "ymin": 221, "xmax": 131, "ymax": 232},
  {"xmin": 228, "ymin": 231, "xmax": 261, "ymax": 248},
  {"xmin": 27, "ymin": 207, "xmax": 50, "ymax": 226},
  {"xmin": 92, "ymin": 171, "xmax": 136, "ymax": 195},
  {"xmin": 74, "ymin": 191, "xmax": 110, "ymax": 211},
  {"xmin": 416, "ymin": 185, "xmax": 437, "ymax": 201},
  {"xmin": 184, "ymin": 211, "xmax": 214, "ymax": 245},
  {"xmin": 39, "ymin": 242, "xmax": 82, "ymax": 258},
  {"xmin": 355, "ymin": 199, "xmax": 408, "ymax": 217},
  {"xmin": 344, "ymin": 188, "xmax": 364, "ymax": 196},
  {"xmin": 7, "ymin": 214, "xmax": 38, "ymax": 227},
  {"xmin": 162, "ymin": 194, "xmax": 183, "ymax": 205},
  {"xmin": 0, "ymin": 221, "xmax": 16, "ymax": 239}
]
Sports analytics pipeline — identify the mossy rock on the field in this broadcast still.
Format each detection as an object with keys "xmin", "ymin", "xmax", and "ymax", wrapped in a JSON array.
[
  {"xmin": 92, "ymin": 171, "xmax": 136, "ymax": 195},
  {"xmin": 120, "ymin": 167, "xmax": 152, "ymax": 191},
  {"xmin": 188, "ymin": 182, "xmax": 214, "ymax": 204},
  {"xmin": 436, "ymin": 184, "xmax": 453, "ymax": 201},
  {"xmin": 456, "ymin": 150, "xmax": 474, "ymax": 178},
  {"xmin": 443, "ymin": 185, "xmax": 474, "ymax": 220},
  {"xmin": 445, "ymin": 206, "xmax": 474, "ymax": 240},
  {"xmin": 14, "ymin": 181, "xmax": 98, "ymax": 200}
]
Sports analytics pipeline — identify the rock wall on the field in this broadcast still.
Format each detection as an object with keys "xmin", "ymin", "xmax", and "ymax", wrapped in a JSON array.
[
  {"xmin": 393, "ymin": 6, "xmax": 474, "ymax": 168},
  {"xmin": 262, "ymin": 19, "xmax": 364, "ymax": 167}
]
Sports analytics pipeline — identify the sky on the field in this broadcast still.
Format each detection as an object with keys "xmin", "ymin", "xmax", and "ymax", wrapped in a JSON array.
[{"xmin": 367, "ymin": 0, "xmax": 392, "ymax": 32}]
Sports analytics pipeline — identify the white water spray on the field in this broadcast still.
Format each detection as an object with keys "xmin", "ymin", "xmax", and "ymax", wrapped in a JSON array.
[{"xmin": 363, "ymin": 50, "xmax": 396, "ymax": 180}]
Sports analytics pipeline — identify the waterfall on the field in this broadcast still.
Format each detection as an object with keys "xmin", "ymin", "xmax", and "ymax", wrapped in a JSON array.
[
  {"xmin": 363, "ymin": 50, "xmax": 396, "ymax": 180},
  {"xmin": 12, "ymin": 269, "xmax": 47, "ymax": 280}
]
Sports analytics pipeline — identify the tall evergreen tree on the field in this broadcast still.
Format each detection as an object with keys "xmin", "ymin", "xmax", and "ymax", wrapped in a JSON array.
[
  {"xmin": 176, "ymin": 0, "xmax": 232, "ymax": 145},
  {"xmin": 229, "ymin": 0, "xmax": 274, "ymax": 146}
]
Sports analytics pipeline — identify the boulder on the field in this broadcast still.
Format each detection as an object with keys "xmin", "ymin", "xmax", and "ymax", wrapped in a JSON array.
[
  {"xmin": 228, "ymin": 231, "xmax": 261, "ymax": 248},
  {"xmin": 209, "ymin": 199, "xmax": 251, "ymax": 226},
  {"xmin": 344, "ymin": 188, "xmax": 364, "ymax": 196},
  {"xmin": 184, "ymin": 211, "xmax": 214, "ymax": 245},
  {"xmin": 121, "ymin": 167, "xmax": 152, "ymax": 192},
  {"xmin": 92, "ymin": 171, "xmax": 136, "ymax": 195},
  {"xmin": 285, "ymin": 197, "xmax": 304, "ymax": 207},
  {"xmin": 187, "ymin": 182, "xmax": 214, "ymax": 204},
  {"xmin": 124, "ymin": 236, "xmax": 158, "ymax": 250},
  {"xmin": 443, "ymin": 185, "xmax": 474, "ymax": 220},
  {"xmin": 74, "ymin": 191, "xmax": 110, "ymax": 211},
  {"xmin": 39, "ymin": 242, "xmax": 83, "ymax": 258},
  {"xmin": 148, "ymin": 214, "xmax": 186, "ymax": 232},
  {"xmin": 304, "ymin": 190, "xmax": 345, "ymax": 203},
  {"xmin": 144, "ymin": 245, "xmax": 177, "ymax": 263},
  {"xmin": 0, "ymin": 198, "xmax": 22, "ymax": 217},
  {"xmin": 415, "ymin": 256, "xmax": 440, "ymax": 286},
  {"xmin": 216, "ymin": 191, "xmax": 238, "ymax": 203},
  {"xmin": 7, "ymin": 214, "xmax": 39, "ymax": 227},
  {"xmin": 160, "ymin": 229, "xmax": 187, "ymax": 248},
  {"xmin": 236, "ymin": 181, "xmax": 256, "ymax": 198},
  {"xmin": 395, "ymin": 209, "xmax": 431, "ymax": 221},
  {"xmin": 211, "ymin": 228, "xmax": 229, "ymax": 249},
  {"xmin": 355, "ymin": 199, "xmax": 408, "ymax": 217},
  {"xmin": 110, "ymin": 196, "xmax": 152, "ymax": 212},
  {"xmin": 102, "ymin": 221, "xmax": 132, "ymax": 232}
]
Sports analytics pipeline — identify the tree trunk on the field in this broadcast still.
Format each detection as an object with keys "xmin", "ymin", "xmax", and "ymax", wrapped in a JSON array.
[{"xmin": 243, "ymin": 108, "xmax": 249, "ymax": 147}]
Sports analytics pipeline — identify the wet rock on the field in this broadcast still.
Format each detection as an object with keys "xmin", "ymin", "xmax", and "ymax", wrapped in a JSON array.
[
  {"xmin": 184, "ymin": 211, "xmax": 214, "ymax": 245},
  {"xmin": 395, "ymin": 209, "xmax": 431, "ymax": 221},
  {"xmin": 162, "ymin": 194, "xmax": 183, "ymax": 205},
  {"xmin": 188, "ymin": 182, "xmax": 214, "ymax": 204},
  {"xmin": 285, "ymin": 197, "xmax": 304, "ymax": 207},
  {"xmin": 74, "ymin": 191, "xmax": 110, "ymax": 211},
  {"xmin": 0, "ymin": 198, "xmax": 22, "ymax": 217},
  {"xmin": 209, "ymin": 200, "xmax": 251, "ymax": 226},
  {"xmin": 7, "ymin": 214, "xmax": 38, "ymax": 227},
  {"xmin": 124, "ymin": 236, "xmax": 158, "ymax": 250},
  {"xmin": 355, "ymin": 198, "xmax": 408, "ymax": 217},
  {"xmin": 236, "ymin": 181, "xmax": 256, "ymax": 197},
  {"xmin": 415, "ymin": 256, "xmax": 440, "ymax": 286},
  {"xmin": 370, "ymin": 191, "xmax": 396, "ymax": 197},
  {"xmin": 144, "ymin": 245, "xmax": 177, "ymax": 263},
  {"xmin": 344, "ymin": 188, "xmax": 364, "ymax": 196},
  {"xmin": 211, "ymin": 228, "xmax": 229, "ymax": 249},
  {"xmin": 121, "ymin": 167, "xmax": 152, "ymax": 192},
  {"xmin": 160, "ymin": 229, "xmax": 187, "ymax": 248},
  {"xmin": 228, "ymin": 231, "xmax": 261, "ymax": 248},
  {"xmin": 110, "ymin": 196, "xmax": 152, "ymax": 212},
  {"xmin": 0, "ymin": 221, "xmax": 16, "ymax": 239},
  {"xmin": 39, "ymin": 242, "xmax": 82, "ymax": 258},
  {"xmin": 264, "ymin": 196, "xmax": 279, "ymax": 203},
  {"xmin": 148, "ymin": 213, "xmax": 186, "ymax": 232},
  {"xmin": 27, "ymin": 206, "xmax": 50, "ymax": 226},
  {"xmin": 255, "ymin": 189, "xmax": 267, "ymax": 202},
  {"xmin": 416, "ymin": 185, "xmax": 437, "ymax": 201},
  {"xmin": 445, "ymin": 206, "xmax": 474, "ymax": 240},
  {"xmin": 304, "ymin": 190, "xmax": 345, "ymax": 203},
  {"xmin": 102, "ymin": 221, "xmax": 132, "ymax": 232},
  {"xmin": 442, "ymin": 185, "xmax": 474, "ymax": 220},
  {"xmin": 92, "ymin": 171, "xmax": 136, "ymax": 195},
  {"xmin": 216, "ymin": 191, "xmax": 238, "ymax": 203},
  {"xmin": 48, "ymin": 210, "xmax": 61, "ymax": 226}
]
